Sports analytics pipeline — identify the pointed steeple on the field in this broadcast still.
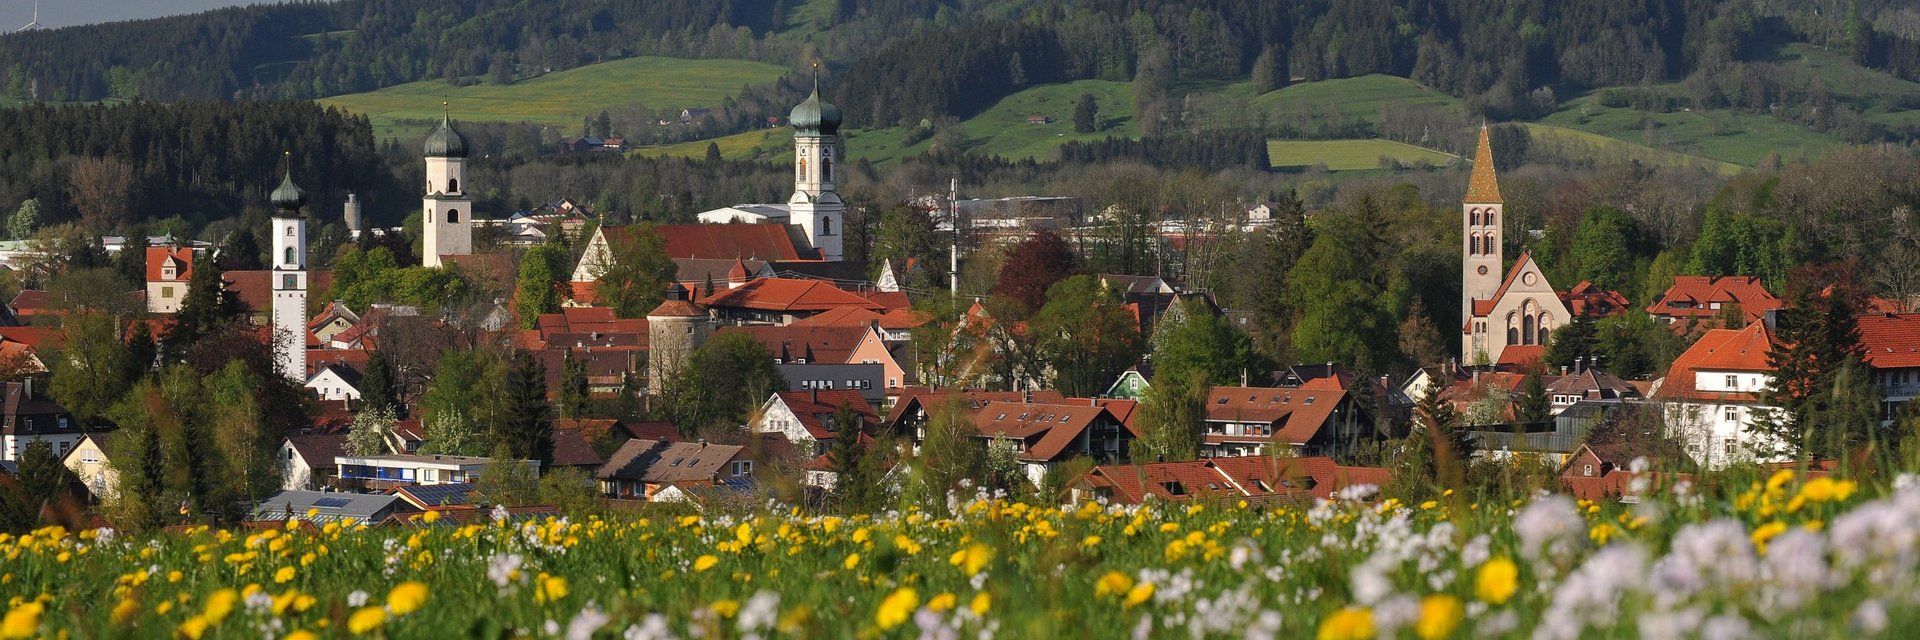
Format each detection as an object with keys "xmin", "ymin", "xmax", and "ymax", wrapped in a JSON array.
[{"xmin": 1465, "ymin": 124, "xmax": 1502, "ymax": 204}]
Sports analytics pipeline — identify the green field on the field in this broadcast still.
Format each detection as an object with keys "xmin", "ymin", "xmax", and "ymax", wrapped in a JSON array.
[
  {"xmin": 630, "ymin": 128, "xmax": 787, "ymax": 161},
  {"xmin": 1253, "ymin": 74, "xmax": 1466, "ymax": 119},
  {"xmin": 1267, "ymin": 139, "xmax": 1457, "ymax": 171},
  {"xmin": 844, "ymin": 79, "xmax": 1139, "ymax": 164},
  {"xmin": 319, "ymin": 56, "xmax": 789, "ymax": 140},
  {"xmin": 1521, "ymin": 123, "xmax": 1744, "ymax": 175}
]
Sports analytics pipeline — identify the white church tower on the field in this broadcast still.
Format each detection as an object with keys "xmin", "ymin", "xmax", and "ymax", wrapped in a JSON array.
[
  {"xmin": 422, "ymin": 104, "xmax": 472, "ymax": 267},
  {"xmin": 786, "ymin": 66, "xmax": 844, "ymax": 262},
  {"xmin": 269, "ymin": 154, "xmax": 308, "ymax": 383}
]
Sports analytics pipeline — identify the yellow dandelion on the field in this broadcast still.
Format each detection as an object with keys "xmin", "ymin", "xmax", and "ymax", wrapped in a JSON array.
[
  {"xmin": 1081, "ymin": 535, "xmax": 1103, "ymax": 548},
  {"xmin": 710, "ymin": 599, "xmax": 741, "ymax": 618},
  {"xmin": 111, "ymin": 598, "xmax": 139, "ymax": 625},
  {"xmin": 1414, "ymin": 595, "xmax": 1463, "ymax": 640},
  {"xmin": 1095, "ymin": 571, "xmax": 1134, "ymax": 597},
  {"xmin": 2, "ymin": 602, "xmax": 43, "ymax": 640},
  {"xmin": 285, "ymin": 631, "xmax": 318, "ymax": 640},
  {"xmin": 1751, "ymin": 521, "xmax": 1788, "ymax": 555},
  {"xmin": 969, "ymin": 592, "xmax": 991, "ymax": 616},
  {"xmin": 1317, "ymin": 607, "xmax": 1374, "ymax": 640},
  {"xmin": 386, "ymin": 581, "xmax": 429, "ymax": 615},
  {"xmin": 274, "ymin": 566, "xmax": 297, "ymax": 584},
  {"xmin": 1476, "ymin": 557, "xmax": 1518, "ymax": 605},
  {"xmin": 537, "ymin": 575, "xmax": 569, "ymax": 602},
  {"xmin": 927, "ymin": 593, "xmax": 958, "ymax": 613},
  {"xmin": 176, "ymin": 616, "xmax": 211, "ymax": 640},
  {"xmin": 843, "ymin": 553, "xmax": 860, "ymax": 570},
  {"xmin": 875, "ymin": 587, "xmax": 919, "ymax": 631},
  {"xmin": 693, "ymin": 555, "xmax": 719, "ymax": 572},
  {"xmin": 1123, "ymin": 582, "xmax": 1155, "ymax": 608},
  {"xmin": 347, "ymin": 607, "xmax": 386, "ymax": 634},
  {"xmin": 203, "ymin": 588, "xmax": 239, "ymax": 623}
]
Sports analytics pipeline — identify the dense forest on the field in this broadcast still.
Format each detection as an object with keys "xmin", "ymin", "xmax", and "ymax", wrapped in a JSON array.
[{"xmin": 6, "ymin": 0, "xmax": 1920, "ymax": 123}]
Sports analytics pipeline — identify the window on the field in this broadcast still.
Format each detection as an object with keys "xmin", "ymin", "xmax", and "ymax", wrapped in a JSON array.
[
  {"xmin": 1726, "ymin": 374, "xmax": 1738, "ymax": 390},
  {"xmin": 1582, "ymin": 464, "xmax": 1593, "ymax": 477},
  {"xmin": 83, "ymin": 448, "xmax": 100, "ymax": 464},
  {"xmin": 284, "ymin": 247, "xmax": 296, "ymax": 265},
  {"xmin": 1725, "ymin": 439, "xmax": 1737, "ymax": 456},
  {"xmin": 447, "ymin": 209, "xmax": 460, "ymax": 224},
  {"xmin": 57, "ymin": 441, "xmax": 68, "ymax": 457},
  {"xmin": 820, "ymin": 216, "xmax": 834, "ymax": 236},
  {"xmin": 286, "ymin": 226, "xmax": 294, "ymax": 236},
  {"xmin": 732, "ymin": 460, "xmax": 753, "ymax": 477},
  {"xmin": 57, "ymin": 417, "xmax": 68, "ymax": 430},
  {"xmin": 448, "ymin": 178, "xmax": 458, "ymax": 193},
  {"xmin": 162, "ymin": 286, "xmax": 175, "ymax": 299},
  {"xmin": 1725, "ymin": 407, "xmax": 1739, "ymax": 423},
  {"xmin": 1468, "ymin": 233, "xmax": 1479, "ymax": 255},
  {"xmin": 1521, "ymin": 313, "xmax": 1536, "ymax": 346}
]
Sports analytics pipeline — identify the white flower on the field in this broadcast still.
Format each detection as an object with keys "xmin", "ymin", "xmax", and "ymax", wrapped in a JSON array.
[
  {"xmin": 489, "ymin": 553, "xmax": 525, "ymax": 588},
  {"xmin": 1629, "ymin": 456, "xmax": 1650, "ymax": 473},
  {"xmin": 1336, "ymin": 484, "xmax": 1380, "ymax": 501},
  {"xmin": 1514, "ymin": 495, "xmax": 1585, "ymax": 561},
  {"xmin": 1853, "ymin": 599, "xmax": 1889, "ymax": 635},
  {"xmin": 623, "ymin": 614, "xmax": 677, "ymax": 640},
  {"xmin": 1698, "ymin": 614, "xmax": 1752, "ymax": 640},
  {"xmin": 493, "ymin": 503, "xmax": 511, "ymax": 522},
  {"xmin": 737, "ymin": 591, "xmax": 780, "ymax": 632},
  {"xmin": 1635, "ymin": 607, "xmax": 1704, "ymax": 640},
  {"xmin": 566, "ymin": 605, "xmax": 611, "ymax": 640},
  {"xmin": 544, "ymin": 619, "xmax": 561, "ymax": 637},
  {"xmin": 347, "ymin": 590, "xmax": 370, "ymax": 607}
]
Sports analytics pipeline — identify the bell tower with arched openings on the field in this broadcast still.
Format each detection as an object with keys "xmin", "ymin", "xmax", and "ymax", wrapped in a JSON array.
[
  {"xmin": 269, "ymin": 153, "xmax": 308, "ymax": 382},
  {"xmin": 422, "ymin": 103, "xmax": 472, "ymax": 267},
  {"xmin": 786, "ymin": 65, "xmax": 845, "ymax": 262},
  {"xmin": 1462, "ymin": 124, "xmax": 1504, "ymax": 359}
]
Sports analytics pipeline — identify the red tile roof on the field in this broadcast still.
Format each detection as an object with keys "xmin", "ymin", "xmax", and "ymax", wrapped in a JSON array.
[
  {"xmin": 1082, "ymin": 455, "xmax": 1393, "ymax": 505},
  {"xmin": 1468, "ymin": 253, "xmax": 1540, "ymax": 319},
  {"xmin": 789, "ymin": 306, "xmax": 932, "ymax": 330},
  {"xmin": 224, "ymin": 270, "xmax": 335, "ymax": 313},
  {"xmin": 1654, "ymin": 322, "xmax": 1774, "ymax": 403},
  {"xmin": 881, "ymin": 388, "xmax": 1070, "ymax": 428},
  {"xmin": 1496, "ymin": 345, "xmax": 1546, "ymax": 368},
  {"xmin": 1559, "ymin": 281, "xmax": 1631, "ymax": 318},
  {"xmin": 718, "ymin": 325, "xmax": 871, "ymax": 365},
  {"xmin": 1646, "ymin": 276, "xmax": 1782, "ymax": 323},
  {"xmin": 1857, "ymin": 313, "xmax": 1920, "ymax": 369},
  {"xmin": 776, "ymin": 390, "xmax": 880, "ymax": 440},
  {"xmin": 699, "ymin": 277, "xmax": 885, "ymax": 313},
  {"xmin": 146, "ymin": 246, "xmax": 193, "ymax": 282},
  {"xmin": 972, "ymin": 401, "xmax": 1123, "ymax": 461},
  {"xmin": 609, "ymin": 223, "xmax": 819, "ymax": 262},
  {"xmin": 1202, "ymin": 378, "xmax": 1348, "ymax": 445}
]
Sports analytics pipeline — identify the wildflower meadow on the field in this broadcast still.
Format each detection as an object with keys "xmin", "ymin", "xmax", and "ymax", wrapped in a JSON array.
[{"xmin": 3, "ymin": 468, "xmax": 1918, "ymax": 638}]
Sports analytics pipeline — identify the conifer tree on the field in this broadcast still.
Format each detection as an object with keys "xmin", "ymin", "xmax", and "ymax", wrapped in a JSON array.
[
  {"xmin": 1758, "ymin": 285, "xmax": 1866, "ymax": 460},
  {"xmin": 828, "ymin": 403, "xmax": 874, "ymax": 513},
  {"xmin": 557, "ymin": 356, "xmax": 589, "ymax": 420},
  {"xmin": 360, "ymin": 350, "xmax": 398, "ymax": 417},
  {"xmin": 495, "ymin": 352, "xmax": 554, "ymax": 467},
  {"xmin": 1517, "ymin": 368, "xmax": 1551, "ymax": 424}
]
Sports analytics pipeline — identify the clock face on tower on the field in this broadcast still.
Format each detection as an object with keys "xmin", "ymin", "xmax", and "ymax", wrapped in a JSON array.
[{"xmin": 1477, "ymin": 265, "xmax": 1489, "ymax": 275}]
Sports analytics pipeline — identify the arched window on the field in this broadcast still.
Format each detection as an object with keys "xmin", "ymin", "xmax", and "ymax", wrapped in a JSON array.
[
  {"xmin": 1484, "ymin": 234, "xmax": 1495, "ymax": 255},
  {"xmin": 1470, "ymin": 210, "xmax": 1480, "ymax": 226},
  {"xmin": 1537, "ymin": 313, "xmax": 1552, "ymax": 346},
  {"xmin": 822, "ymin": 153, "xmax": 833, "ymax": 183},
  {"xmin": 284, "ymin": 247, "xmax": 295, "ymax": 265},
  {"xmin": 1522, "ymin": 313, "xmax": 1536, "ymax": 345},
  {"xmin": 820, "ymin": 216, "xmax": 833, "ymax": 236},
  {"xmin": 426, "ymin": 211, "xmax": 433, "ymax": 223},
  {"xmin": 1506, "ymin": 312, "xmax": 1520, "ymax": 345},
  {"xmin": 448, "ymin": 178, "xmax": 459, "ymax": 193},
  {"xmin": 447, "ymin": 209, "xmax": 460, "ymax": 223},
  {"xmin": 1468, "ymin": 233, "xmax": 1479, "ymax": 255},
  {"xmin": 1486, "ymin": 211, "xmax": 1496, "ymax": 227}
]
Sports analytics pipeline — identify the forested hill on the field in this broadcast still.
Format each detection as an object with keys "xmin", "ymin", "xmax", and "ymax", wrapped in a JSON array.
[{"xmin": 7, "ymin": 0, "xmax": 1920, "ymax": 124}]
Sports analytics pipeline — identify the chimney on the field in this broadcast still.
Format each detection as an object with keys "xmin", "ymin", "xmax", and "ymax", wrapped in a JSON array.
[
  {"xmin": 1023, "ymin": 388, "xmax": 1033, "ymax": 404},
  {"xmin": 1240, "ymin": 369, "xmax": 1248, "ymax": 387},
  {"xmin": 810, "ymin": 388, "xmax": 819, "ymax": 404}
]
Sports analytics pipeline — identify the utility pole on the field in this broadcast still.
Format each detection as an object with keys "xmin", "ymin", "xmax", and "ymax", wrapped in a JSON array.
[{"xmin": 949, "ymin": 175, "xmax": 960, "ymax": 295}]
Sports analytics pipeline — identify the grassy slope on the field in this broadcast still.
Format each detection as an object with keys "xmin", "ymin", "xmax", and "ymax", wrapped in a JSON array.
[
  {"xmin": 319, "ymin": 56, "xmax": 789, "ymax": 140},
  {"xmin": 1253, "ymin": 74, "xmax": 1464, "ymax": 117},
  {"xmin": 1267, "ymin": 139, "xmax": 1457, "ymax": 170},
  {"xmin": 1521, "ymin": 124, "xmax": 1744, "ymax": 175}
]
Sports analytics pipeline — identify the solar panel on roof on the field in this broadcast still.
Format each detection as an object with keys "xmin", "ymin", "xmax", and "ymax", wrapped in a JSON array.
[{"xmin": 313, "ymin": 497, "xmax": 352, "ymax": 508}]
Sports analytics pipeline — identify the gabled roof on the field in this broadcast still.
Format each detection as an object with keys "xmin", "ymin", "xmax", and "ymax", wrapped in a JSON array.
[
  {"xmin": 1203, "ymin": 377, "xmax": 1348, "ymax": 444},
  {"xmin": 608, "ymin": 223, "xmax": 819, "ymax": 261},
  {"xmin": 774, "ymin": 390, "xmax": 879, "ymax": 440},
  {"xmin": 971, "ymin": 401, "xmax": 1122, "ymax": 461},
  {"xmin": 1545, "ymin": 369, "xmax": 1639, "ymax": 398},
  {"xmin": 881, "ymin": 387, "xmax": 1069, "ymax": 427},
  {"xmin": 675, "ymin": 257, "xmax": 771, "ymax": 285},
  {"xmin": 699, "ymin": 277, "xmax": 885, "ymax": 313},
  {"xmin": 1858, "ymin": 313, "xmax": 1920, "ymax": 369},
  {"xmin": 286, "ymin": 434, "xmax": 349, "ymax": 471},
  {"xmin": 146, "ymin": 246, "xmax": 193, "ymax": 282},
  {"xmin": 1469, "ymin": 252, "xmax": 1543, "ymax": 318},
  {"xmin": 789, "ymin": 306, "xmax": 932, "ymax": 331},
  {"xmin": 1559, "ymin": 281, "xmax": 1631, "ymax": 318},
  {"xmin": 719, "ymin": 324, "xmax": 874, "ymax": 365},
  {"xmin": 1645, "ymin": 276, "xmax": 1782, "ymax": 322},
  {"xmin": 1081, "ymin": 455, "xmax": 1392, "ymax": 505},
  {"xmin": 596, "ymin": 439, "xmax": 747, "ymax": 484},
  {"xmin": 1654, "ymin": 322, "xmax": 1775, "ymax": 403},
  {"xmin": 550, "ymin": 427, "xmax": 604, "ymax": 468},
  {"xmin": 1495, "ymin": 345, "xmax": 1546, "ymax": 368}
]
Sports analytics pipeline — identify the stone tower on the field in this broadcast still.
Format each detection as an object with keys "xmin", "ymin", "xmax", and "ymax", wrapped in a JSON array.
[
  {"xmin": 343, "ymin": 193, "xmax": 363, "ymax": 240},
  {"xmin": 786, "ymin": 67, "xmax": 844, "ymax": 262},
  {"xmin": 421, "ymin": 105, "xmax": 472, "ymax": 267},
  {"xmin": 646, "ymin": 283, "xmax": 714, "ymax": 396},
  {"xmin": 1461, "ymin": 125, "xmax": 1504, "ymax": 358},
  {"xmin": 269, "ymin": 155, "xmax": 308, "ymax": 383}
]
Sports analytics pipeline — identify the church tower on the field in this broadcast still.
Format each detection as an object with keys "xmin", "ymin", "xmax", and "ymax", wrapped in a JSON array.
[
  {"xmin": 1462, "ymin": 125, "xmax": 1504, "ymax": 358},
  {"xmin": 787, "ymin": 66, "xmax": 844, "ymax": 262},
  {"xmin": 269, "ymin": 154, "xmax": 308, "ymax": 383},
  {"xmin": 422, "ymin": 105, "xmax": 472, "ymax": 267}
]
